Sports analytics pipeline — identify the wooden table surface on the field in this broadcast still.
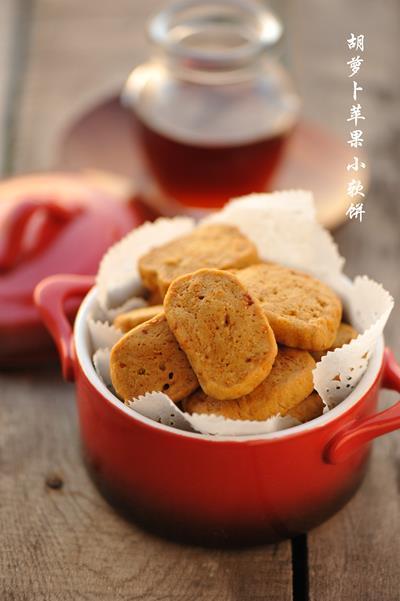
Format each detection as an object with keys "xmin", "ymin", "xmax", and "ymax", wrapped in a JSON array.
[{"xmin": 1, "ymin": 1, "xmax": 399, "ymax": 600}]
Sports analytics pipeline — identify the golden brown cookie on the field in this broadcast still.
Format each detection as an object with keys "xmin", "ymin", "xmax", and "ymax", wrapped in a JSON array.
[
  {"xmin": 138, "ymin": 223, "xmax": 259, "ymax": 298},
  {"xmin": 164, "ymin": 269, "xmax": 277, "ymax": 400},
  {"xmin": 287, "ymin": 391, "xmax": 324, "ymax": 423},
  {"xmin": 145, "ymin": 288, "xmax": 163, "ymax": 306},
  {"xmin": 237, "ymin": 263, "xmax": 342, "ymax": 351},
  {"xmin": 182, "ymin": 347, "xmax": 315, "ymax": 420},
  {"xmin": 110, "ymin": 313, "xmax": 198, "ymax": 402},
  {"xmin": 311, "ymin": 322, "xmax": 358, "ymax": 362},
  {"xmin": 114, "ymin": 305, "xmax": 164, "ymax": 333}
]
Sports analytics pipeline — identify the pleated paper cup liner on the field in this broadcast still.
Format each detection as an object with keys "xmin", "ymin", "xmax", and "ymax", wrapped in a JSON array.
[{"xmin": 88, "ymin": 191, "xmax": 393, "ymax": 436}]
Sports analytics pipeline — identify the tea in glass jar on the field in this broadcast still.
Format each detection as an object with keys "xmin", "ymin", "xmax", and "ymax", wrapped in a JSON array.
[{"xmin": 123, "ymin": 0, "xmax": 300, "ymax": 213}]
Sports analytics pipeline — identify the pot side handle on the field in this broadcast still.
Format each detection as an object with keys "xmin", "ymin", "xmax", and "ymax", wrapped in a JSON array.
[
  {"xmin": 34, "ymin": 274, "xmax": 95, "ymax": 382},
  {"xmin": 326, "ymin": 348, "xmax": 400, "ymax": 464}
]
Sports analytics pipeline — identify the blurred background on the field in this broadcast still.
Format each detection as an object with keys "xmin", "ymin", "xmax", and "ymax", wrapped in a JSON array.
[{"xmin": 1, "ymin": 0, "xmax": 399, "ymax": 290}]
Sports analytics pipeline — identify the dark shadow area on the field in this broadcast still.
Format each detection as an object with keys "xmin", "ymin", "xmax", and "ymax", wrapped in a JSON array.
[{"xmin": 292, "ymin": 535, "xmax": 309, "ymax": 601}]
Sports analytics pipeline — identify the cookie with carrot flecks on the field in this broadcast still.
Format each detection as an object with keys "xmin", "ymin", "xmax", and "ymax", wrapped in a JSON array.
[
  {"xmin": 114, "ymin": 305, "xmax": 164, "ymax": 333},
  {"xmin": 237, "ymin": 263, "xmax": 342, "ymax": 351},
  {"xmin": 110, "ymin": 313, "xmax": 198, "ymax": 402},
  {"xmin": 311, "ymin": 322, "xmax": 358, "ymax": 362},
  {"xmin": 182, "ymin": 347, "xmax": 315, "ymax": 421},
  {"xmin": 164, "ymin": 268, "xmax": 277, "ymax": 400},
  {"xmin": 138, "ymin": 223, "xmax": 259, "ymax": 298},
  {"xmin": 287, "ymin": 391, "xmax": 324, "ymax": 423}
]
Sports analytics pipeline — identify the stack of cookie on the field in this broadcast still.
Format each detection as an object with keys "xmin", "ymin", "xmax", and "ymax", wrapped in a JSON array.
[{"xmin": 110, "ymin": 224, "xmax": 357, "ymax": 424}]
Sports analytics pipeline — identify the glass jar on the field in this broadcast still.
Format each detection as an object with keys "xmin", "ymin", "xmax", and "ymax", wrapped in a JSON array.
[{"xmin": 122, "ymin": 0, "xmax": 300, "ymax": 215}]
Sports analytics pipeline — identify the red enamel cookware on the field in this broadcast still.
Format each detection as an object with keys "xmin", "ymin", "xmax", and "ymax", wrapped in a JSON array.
[
  {"xmin": 0, "ymin": 173, "xmax": 153, "ymax": 367},
  {"xmin": 35, "ymin": 274, "xmax": 400, "ymax": 545}
]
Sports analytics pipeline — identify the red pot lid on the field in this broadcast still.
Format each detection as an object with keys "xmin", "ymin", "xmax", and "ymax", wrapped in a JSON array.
[{"xmin": 0, "ymin": 172, "xmax": 154, "ymax": 366}]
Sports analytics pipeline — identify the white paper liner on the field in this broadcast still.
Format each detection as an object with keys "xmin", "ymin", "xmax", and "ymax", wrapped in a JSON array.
[
  {"xmin": 88, "ymin": 318, "xmax": 123, "ymax": 351},
  {"xmin": 87, "ymin": 190, "xmax": 394, "ymax": 436},
  {"xmin": 204, "ymin": 193, "xmax": 344, "ymax": 279},
  {"xmin": 90, "ymin": 290, "xmax": 153, "ymax": 323},
  {"xmin": 128, "ymin": 393, "xmax": 299, "ymax": 436},
  {"xmin": 96, "ymin": 216, "xmax": 194, "ymax": 309},
  {"xmin": 105, "ymin": 297, "xmax": 148, "ymax": 321},
  {"xmin": 187, "ymin": 413, "xmax": 300, "ymax": 436},
  {"xmin": 93, "ymin": 348, "xmax": 112, "ymax": 387},
  {"xmin": 314, "ymin": 276, "xmax": 394, "ymax": 408},
  {"xmin": 218, "ymin": 190, "xmax": 317, "ymax": 220},
  {"xmin": 129, "ymin": 393, "xmax": 195, "ymax": 432}
]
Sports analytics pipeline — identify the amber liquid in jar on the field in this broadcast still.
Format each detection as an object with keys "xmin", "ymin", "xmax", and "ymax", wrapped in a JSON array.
[
  {"xmin": 124, "ymin": 1, "xmax": 299, "ymax": 213},
  {"xmin": 132, "ymin": 111, "xmax": 291, "ymax": 209}
]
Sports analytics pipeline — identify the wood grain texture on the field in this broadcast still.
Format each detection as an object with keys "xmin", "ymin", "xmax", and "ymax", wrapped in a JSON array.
[
  {"xmin": 291, "ymin": 1, "xmax": 400, "ymax": 600},
  {"xmin": 307, "ymin": 430, "xmax": 400, "ymax": 601},
  {"xmin": 0, "ymin": 372, "xmax": 292, "ymax": 601},
  {"xmin": 0, "ymin": 0, "xmax": 13, "ymax": 173},
  {"xmin": 1, "ymin": 0, "xmax": 399, "ymax": 599},
  {"xmin": 12, "ymin": 0, "xmax": 164, "ymax": 173},
  {"xmin": 0, "ymin": 0, "xmax": 25, "ymax": 175}
]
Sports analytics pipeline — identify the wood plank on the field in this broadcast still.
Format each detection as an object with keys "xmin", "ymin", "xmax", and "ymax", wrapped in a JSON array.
[
  {"xmin": 0, "ymin": 0, "xmax": 15, "ymax": 174},
  {"xmin": 293, "ymin": 0, "xmax": 400, "ymax": 598},
  {"xmin": 308, "ymin": 431, "xmax": 400, "ymax": 601},
  {"xmin": 0, "ymin": 369, "xmax": 293, "ymax": 601},
  {"xmin": 12, "ymin": 0, "xmax": 161, "ymax": 173},
  {"xmin": 0, "ymin": 0, "xmax": 28, "ymax": 175}
]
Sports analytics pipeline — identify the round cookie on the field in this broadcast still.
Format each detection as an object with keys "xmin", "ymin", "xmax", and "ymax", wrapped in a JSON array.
[
  {"xmin": 164, "ymin": 268, "xmax": 277, "ymax": 401},
  {"xmin": 287, "ymin": 391, "xmax": 324, "ymax": 423},
  {"xmin": 114, "ymin": 305, "xmax": 164, "ymax": 333},
  {"xmin": 110, "ymin": 313, "xmax": 198, "ymax": 402},
  {"xmin": 182, "ymin": 347, "xmax": 315, "ymax": 421},
  {"xmin": 311, "ymin": 322, "xmax": 358, "ymax": 362},
  {"xmin": 237, "ymin": 263, "xmax": 342, "ymax": 351},
  {"xmin": 138, "ymin": 223, "xmax": 259, "ymax": 298}
]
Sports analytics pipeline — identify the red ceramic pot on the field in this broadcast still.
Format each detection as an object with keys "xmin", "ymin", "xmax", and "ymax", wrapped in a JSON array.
[{"xmin": 35, "ymin": 274, "xmax": 400, "ymax": 545}]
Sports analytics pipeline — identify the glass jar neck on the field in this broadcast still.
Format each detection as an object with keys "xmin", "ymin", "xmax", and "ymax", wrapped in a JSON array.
[{"xmin": 148, "ymin": 0, "xmax": 282, "ymax": 79}]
